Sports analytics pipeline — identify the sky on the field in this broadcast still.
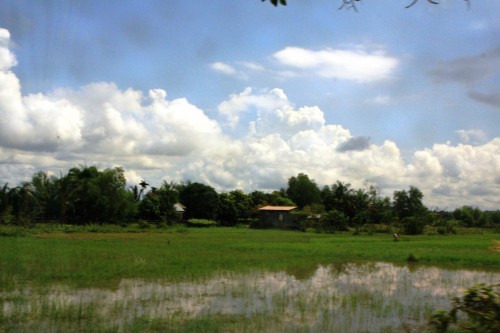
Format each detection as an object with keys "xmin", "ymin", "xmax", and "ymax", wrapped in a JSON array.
[{"xmin": 0, "ymin": 0, "xmax": 499, "ymax": 210}]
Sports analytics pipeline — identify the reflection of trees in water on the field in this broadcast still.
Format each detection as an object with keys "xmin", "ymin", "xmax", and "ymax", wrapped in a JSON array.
[{"xmin": 3, "ymin": 262, "xmax": 498, "ymax": 332}]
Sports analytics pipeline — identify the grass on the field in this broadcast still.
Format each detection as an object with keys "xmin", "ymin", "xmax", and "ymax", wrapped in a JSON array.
[{"xmin": 0, "ymin": 226, "xmax": 498, "ymax": 289}]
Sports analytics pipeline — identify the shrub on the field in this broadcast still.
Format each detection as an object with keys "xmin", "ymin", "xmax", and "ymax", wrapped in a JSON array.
[
  {"xmin": 363, "ymin": 224, "xmax": 391, "ymax": 234},
  {"xmin": 0, "ymin": 215, "xmax": 15, "ymax": 225},
  {"xmin": 63, "ymin": 224, "xmax": 80, "ymax": 233},
  {"xmin": 430, "ymin": 283, "xmax": 500, "ymax": 333},
  {"xmin": 186, "ymin": 219, "xmax": 217, "ymax": 228},
  {"xmin": 0, "ymin": 225, "xmax": 30, "ymax": 237},
  {"xmin": 174, "ymin": 224, "xmax": 188, "ymax": 233},
  {"xmin": 320, "ymin": 209, "xmax": 349, "ymax": 233},
  {"xmin": 429, "ymin": 309, "xmax": 452, "ymax": 333},
  {"xmin": 138, "ymin": 220, "xmax": 150, "ymax": 229},
  {"xmin": 406, "ymin": 253, "xmax": 418, "ymax": 263},
  {"xmin": 401, "ymin": 216, "xmax": 427, "ymax": 235},
  {"xmin": 437, "ymin": 219, "xmax": 459, "ymax": 235},
  {"xmin": 156, "ymin": 221, "xmax": 168, "ymax": 229}
]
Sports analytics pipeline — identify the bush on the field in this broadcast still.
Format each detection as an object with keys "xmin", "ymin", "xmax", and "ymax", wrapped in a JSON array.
[
  {"xmin": 358, "ymin": 224, "xmax": 389, "ymax": 235},
  {"xmin": 186, "ymin": 219, "xmax": 217, "ymax": 228},
  {"xmin": 63, "ymin": 224, "xmax": 80, "ymax": 233},
  {"xmin": 406, "ymin": 253, "xmax": 418, "ymax": 263},
  {"xmin": 291, "ymin": 210, "xmax": 311, "ymax": 229},
  {"xmin": 437, "ymin": 219, "xmax": 459, "ymax": 235},
  {"xmin": 174, "ymin": 223, "xmax": 189, "ymax": 233},
  {"xmin": 0, "ymin": 225, "xmax": 30, "ymax": 237},
  {"xmin": 138, "ymin": 220, "xmax": 151, "ymax": 229},
  {"xmin": 0, "ymin": 215, "xmax": 16, "ymax": 225},
  {"xmin": 320, "ymin": 209, "xmax": 349, "ymax": 233},
  {"xmin": 401, "ymin": 216, "xmax": 427, "ymax": 235},
  {"xmin": 430, "ymin": 283, "xmax": 500, "ymax": 333}
]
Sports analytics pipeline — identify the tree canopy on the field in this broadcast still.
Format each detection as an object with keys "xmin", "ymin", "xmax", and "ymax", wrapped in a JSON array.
[
  {"xmin": 286, "ymin": 173, "xmax": 321, "ymax": 209},
  {"xmin": 0, "ymin": 165, "xmax": 498, "ymax": 234},
  {"xmin": 179, "ymin": 182, "xmax": 220, "ymax": 221}
]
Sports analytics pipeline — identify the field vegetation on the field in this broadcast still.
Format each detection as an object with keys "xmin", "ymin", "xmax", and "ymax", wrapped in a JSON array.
[
  {"xmin": 1, "ymin": 165, "xmax": 498, "ymax": 332},
  {"xmin": 0, "ymin": 225, "xmax": 498, "ymax": 332},
  {"xmin": 1, "ymin": 225, "xmax": 498, "ymax": 290}
]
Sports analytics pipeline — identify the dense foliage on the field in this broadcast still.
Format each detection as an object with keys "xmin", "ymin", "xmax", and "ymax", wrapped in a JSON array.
[
  {"xmin": 430, "ymin": 283, "xmax": 500, "ymax": 333},
  {"xmin": 0, "ymin": 165, "xmax": 498, "ymax": 234}
]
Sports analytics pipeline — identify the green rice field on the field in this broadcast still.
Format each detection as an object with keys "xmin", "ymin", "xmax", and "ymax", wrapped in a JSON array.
[{"xmin": 1, "ymin": 226, "xmax": 499, "ymax": 332}]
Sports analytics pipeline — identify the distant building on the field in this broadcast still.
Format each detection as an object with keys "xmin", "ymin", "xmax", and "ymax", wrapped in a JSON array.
[
  {"xmin": 253, "ymin": 205, "xmax": 299, "ymax": 229},
  {"xmin": 173, "ymin": 202, "xmax": 186, "ymax": 221}
]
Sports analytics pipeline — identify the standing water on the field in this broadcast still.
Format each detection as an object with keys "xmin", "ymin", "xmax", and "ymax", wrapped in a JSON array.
[{"xmin": 1, "ymin": 262, "xmax": 499, "ymax": 332}]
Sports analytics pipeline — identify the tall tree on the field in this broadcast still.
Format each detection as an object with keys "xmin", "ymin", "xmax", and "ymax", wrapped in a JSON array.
[
  {"xmin": 138, "ymin": 180, "xmax": 149, "ymax": 200},
  {"xmin": 351, "ymin": 188, "xmax": 370, "ymax": 229},
  {"xmin": 393, "ymin": 186, "xmax": 428, "ymax": 234},
  {"xmin": 452, "ymin": 206, "xmax": 482, "ymax": 227},
  {"xmin": 249, "ymin": 190, "xmax": 267, "ymax": 207},
  {"xmin": 96, "ymin": 167, "xmax": 135, "ymax": 222},
  {"xmin": 228, "ymin": 190, "xmax": 254, "ymax": 219},
  {"xmin": 218, "ymin": 193, "xmax": 239, "ymax": 226},
  {"xmin": 179, "ymin": 182, "xmax": 220, "ymax": 220},
  {"xmin": 54, "ymin": 165, "xmax": 135, "ymax": 224},
  {"xmin": 138, "ymin": 192, "xmax": 161, "ymax": 221},
  {"xmin": 322, "ymin": 181, "xmax": 355, "ymax": 220},
  {"xmin": 8, "ymin": 182, "xmax": 35, "ymax": 224},
  {"xmin": 393, "ymin": 186, "xmax": 426, "ymax": 220},
  {"xmin": 31, "ymin": 171, "xmax": 60, "ymax": 221},
  {"xmin": 365, "ymin": 186, "xmax": 393, "ymax": 224},
  {"xmin": 286, "ymin": 173, "xmax": 321, "ymax": 209},
  {"xmin": 138, "ymin": 180, "xmax": 180, "ymax": 223}
]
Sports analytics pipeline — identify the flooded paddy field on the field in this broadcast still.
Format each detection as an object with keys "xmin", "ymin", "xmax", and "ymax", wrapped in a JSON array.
[{"xmin": 2, "ymin": 262, "xmax": 499, "ymax": 332}]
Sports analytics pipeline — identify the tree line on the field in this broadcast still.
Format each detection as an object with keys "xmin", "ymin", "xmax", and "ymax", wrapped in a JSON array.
[{"xmin": 0, "ymin": 166, "xmax": 498, "ymax": 234}]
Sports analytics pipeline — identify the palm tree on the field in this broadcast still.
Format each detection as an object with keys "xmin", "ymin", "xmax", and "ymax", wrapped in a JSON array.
[
  {"xmin": 8, "ymin": 182, "xmax": 35, "ymax": 224},
  {"xmin": 139, "ymin": 180, "xmax": 149, "ymax": 200},
  {"xmin": 129, "ymin": 185, "xmax": 141, "ymax": 201}
]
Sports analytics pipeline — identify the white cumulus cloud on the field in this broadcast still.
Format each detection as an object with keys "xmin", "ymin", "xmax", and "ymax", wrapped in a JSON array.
[
  {"xmin": 455, "ymin": 129, "xmax": 487, "ymax": 144},
  {"xmin": 0, "ymin": 27, "xmax": 499, "ymax": 209},
  {"xmin": 273, "ymin": 46, "xmax": 399, "ymax": 82},
  {"xmin": 366, "ymin": 95, "xmax": 393, "ymax": 105},
  {"xmin": 0, "ymin": 28, "xmax": 17, "ymax": 70},
  {"xmin": 210, "ymin": 62, "xmax": 238, "ymax": 76}
]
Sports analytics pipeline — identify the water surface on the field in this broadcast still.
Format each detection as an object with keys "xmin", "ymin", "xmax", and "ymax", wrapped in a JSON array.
[{"xmin": 2, "ymin": 262, "xmax": 499, "ymax": 332}]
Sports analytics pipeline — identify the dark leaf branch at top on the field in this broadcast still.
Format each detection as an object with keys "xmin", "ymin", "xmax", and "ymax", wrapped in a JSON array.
[
  {"xmin": 405, "ymin": 0, "xmax": 471, "ymax": 9},
  {"xmin": 262, "ymin": 0, "xmax": 287, "ymax": 7},
  {"xmin": 262, "ymin": 0, "xmax": 471, "ymax": 10},
  {"xmin": 338, "ymin": 0, "xmax": 362, "ymax": 12},
  {"xmin": 406, "ymin": 0, "xmax": 435, "ymax": 8}
]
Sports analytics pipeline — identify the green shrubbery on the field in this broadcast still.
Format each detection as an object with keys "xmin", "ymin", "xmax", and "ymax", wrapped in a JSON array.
[
  {"xmin": 1, "ymin": 167, "xmax": 499, "ymax": 234},
  {"xmin": 401, "ymin": 216, "xmax": 427, "ymax": 235},
  {"xmin": 320, "ymin": 209, "xmax": 349, "ymax": 233},
  {"xmin": 430, "ymin": 283, "xmax": 500, "ymax": 333},
  {"xmin": 436, "ymin": 219, "xmax": 459, "ymax": 235},
  {"xmin": 0, "ymin": 223, "xmax": 167, "ymax": 236},
  {"xmin": 185, "ymin": 219, "xmax": 217, "ymax": 227}
]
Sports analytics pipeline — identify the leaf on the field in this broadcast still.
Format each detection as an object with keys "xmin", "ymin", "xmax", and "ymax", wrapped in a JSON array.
[{"xmin": 262, "ymin": 0, "xmax": 286, "ymax": 7}]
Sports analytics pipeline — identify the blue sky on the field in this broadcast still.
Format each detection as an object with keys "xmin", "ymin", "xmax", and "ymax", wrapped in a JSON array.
[{"xmin": 0, "ymin": 0, "xmax": 499, "ymax": 209}]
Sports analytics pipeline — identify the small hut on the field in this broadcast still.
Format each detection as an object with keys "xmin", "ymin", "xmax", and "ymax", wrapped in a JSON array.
[
  {"xmin": 173, "ymin": 202, "xmax": 186, "ymax": 221},
  {"xmin": 254, "ymin": 205, "xmax": 298, "ymax": 229}
]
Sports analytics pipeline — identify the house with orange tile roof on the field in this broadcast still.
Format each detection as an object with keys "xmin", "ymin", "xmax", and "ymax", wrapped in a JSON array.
[{"xmin": 253, "ymin": 205, "xmax": 299, "ymax": 229}]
